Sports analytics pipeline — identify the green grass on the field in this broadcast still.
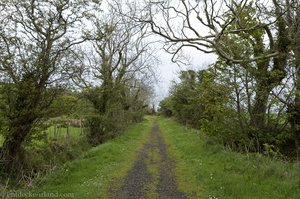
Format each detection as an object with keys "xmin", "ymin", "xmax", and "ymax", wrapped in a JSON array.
[
  {"xmin": 21, "ymin": 116, "xmax": 155, "ymax": 199},
  {"xmin": 158, "ymin": 117, "xmax": 300, "ymax": 199},
  {"xmin": 0, "ymin": 126, "xmax": 84, "ymax": 148},
  {"xmin": 6, "ymin": 116, "xmax": 300, "ymax": 198},
  {"xmin": 28, "ymin": 125, "xmax": 85, "ymax": 148},
  {"xmin": 46, "ymin": 125, "xmax": 84, "ymax": 139}
]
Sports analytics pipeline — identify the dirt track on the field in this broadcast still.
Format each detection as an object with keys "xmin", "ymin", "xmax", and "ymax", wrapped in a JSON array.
[{"xmin": 110, "ymin": 123, "xmax": 187, "ymax": 199}]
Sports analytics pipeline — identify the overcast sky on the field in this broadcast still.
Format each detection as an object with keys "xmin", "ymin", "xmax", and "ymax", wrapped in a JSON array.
[
  {"xmin": 100, "ymin": 0, "xmax": 218, "ymax": 105},
  {"xmin": 153, "ymin": 48, "xmax": 217, "ymax": 105}
]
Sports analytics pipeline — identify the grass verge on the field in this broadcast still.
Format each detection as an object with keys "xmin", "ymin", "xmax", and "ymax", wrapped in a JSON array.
[
  {"xmin": 46, "ymin": 126, "xmax": 84, "ymax": 140},
  {"xmin": 159, "ymin": 117, "xmax": 300, "ymax": 199},
  {"xmin": 16, "ymin": 116, "xmax": 154, "ymax": 199}
]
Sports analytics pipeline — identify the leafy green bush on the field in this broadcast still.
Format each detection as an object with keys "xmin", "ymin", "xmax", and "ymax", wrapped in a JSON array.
[{"xmin": 86, "ymin": 115, "xmax": 106, "ymax": 145}]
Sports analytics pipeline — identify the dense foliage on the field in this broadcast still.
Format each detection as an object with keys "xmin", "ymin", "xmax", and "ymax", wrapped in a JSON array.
[
  {"xmin": 1, "ymin": 0, "xmax": 300, "ymax": 189},
  {"xmin": 147, "ymin": 0, "xmax": 300, "ymax": 160},
  {"xmin": 0, "ymin": 0, "xmax": 154, "ymax": 184},
  {"xmin": 159, "ymin": 65, "xmax": 295, "ymax": 158}
]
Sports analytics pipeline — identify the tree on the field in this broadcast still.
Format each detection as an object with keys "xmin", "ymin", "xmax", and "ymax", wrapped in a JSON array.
[
  {"xmin": 168, "ymin": 70, "xmax": 203, "ymax": 127},
  {"xmin": 0, "ymin": 0, "xmax": 101, "ymax": 173},
  {"xmin": 283, "ymin": 0, "xmax": 300, "ymax": 160},
  {"xmin": 139, "ymin": 0, "xmax": 280, "ymax": 63},
  {"xmin": 159, "ymin": 97, "xmax": 173, "ymax": 117},
  {"xmin": 140, "ymin": 0, "xmax": 300, "ymax": 153},
  {"xmin": 74, "ymin": 6, "xmax": 157, "ymax": 144}
]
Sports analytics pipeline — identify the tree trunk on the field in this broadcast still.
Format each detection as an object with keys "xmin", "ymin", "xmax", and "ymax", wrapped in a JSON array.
[
  {"xmin": 0, "ymin": 118, "xmax": 34, "ymax": 173},
  {"xmin": 291, "ymin": 8, "xmax": 300, "ymax": 160},
  {"xmin": 0, "ymin": 80, "xmax": 42, "ymax": 172},
  {"xmin": 250, "ymin": 80, "xmax": 271, "ymax": 130},
  {"xmin": 248, "ymin": 1, "xmax": 288, "ymax": 152},
  {"xmin": 80, "ymin": 118, "xmax": 83, "ymax": 136},
  {"xmin": 250, "ymin": 79, "xmax": 272, "ymax": 152},
  {"xmin": 233, "ymin": 66, "xmax": 245, "ymax": 134}
]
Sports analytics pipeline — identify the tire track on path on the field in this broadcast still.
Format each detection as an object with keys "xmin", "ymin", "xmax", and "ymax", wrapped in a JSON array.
[{"xmin": 110, "ymin": 122, "xmax": 187, "ymax": 199}]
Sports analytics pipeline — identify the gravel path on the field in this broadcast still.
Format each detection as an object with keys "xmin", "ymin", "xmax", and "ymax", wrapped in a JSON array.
[{"xmin": 111, "ymin": 123, "xmax": 187, "ymax": 199}]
